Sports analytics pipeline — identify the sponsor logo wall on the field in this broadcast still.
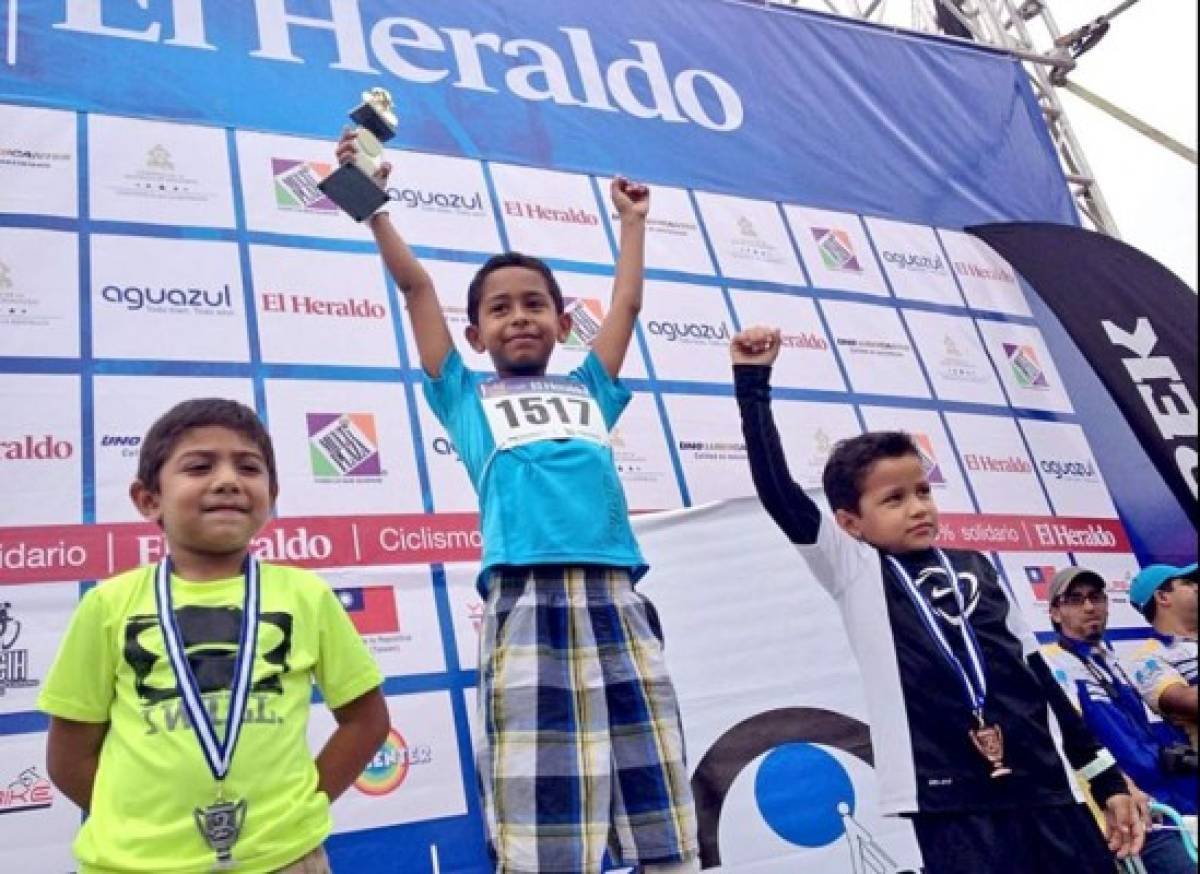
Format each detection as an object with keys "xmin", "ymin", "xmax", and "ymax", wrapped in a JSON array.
[
  {"xmin": 820, "ymin": 300, "xmax": 931, "ymax": 399},
  {"xmin": 693, "ymin": 191, "xmax": 807, "ymax": 285},
  {"xmin": 865, "ymin": 216, "xmax": 964, "ymax": 307},
  {"xmin": 0, "ymin": 105, "xmax": 78, "ymax": 218},
  {"xmin": 902, "ymin": 310, "xmax": 1007, "ymax": 406},
  {"xmin": 0, "ymin": 97, "xmax": 1145, "ymax": 870},
  {"xmin": 87, "ymin": 115, "xmax": 236, "ymax": 228},
  {"xmin": 0, "ymin": 228, "xmax": 80, "ymax": 359},
  {"xmin": 785, "ymin": 206, "xmax": 888, "ymax": 298},
  {"xmin": 0, "ymin": 732, "xmax": 79, "ymax": 871}
]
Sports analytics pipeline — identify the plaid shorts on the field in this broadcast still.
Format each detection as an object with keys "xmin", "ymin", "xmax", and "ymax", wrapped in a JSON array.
[{"xmin": 476, "ymin": 565, "xmax": 698, "ymax": 874}]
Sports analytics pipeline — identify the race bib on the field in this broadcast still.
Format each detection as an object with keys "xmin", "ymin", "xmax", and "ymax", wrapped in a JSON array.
[{"xmin": 479, "ymin": 376, "xmax": 609, "ymax": 451}]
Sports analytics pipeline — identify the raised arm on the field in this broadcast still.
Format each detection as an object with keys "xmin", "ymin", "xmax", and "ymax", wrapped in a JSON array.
[
  {"xmin": 590, "ymin": 177, "xmax": 649, "ymax": 378},
  {"xmin": 732, "ymin": 327, "xmax": 823, "ymax": 544},
  {"xmin": 336, "ymin": 130, "xmax": 454, "ymax": 377}
]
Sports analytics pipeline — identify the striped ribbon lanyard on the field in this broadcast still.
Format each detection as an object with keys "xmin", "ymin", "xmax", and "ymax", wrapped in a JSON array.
[{"xmin": 154, "ymin": 556, "xmax": 261, "ymax": 784}]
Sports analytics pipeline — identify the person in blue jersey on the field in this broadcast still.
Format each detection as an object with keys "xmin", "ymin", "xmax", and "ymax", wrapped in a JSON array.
[
  {"xmin": 730, "ymin": 324, "xmax": 1144, "ymax": 874},
  {"xmin": 336, "ymin": 133, "xmax": 698, "ymax": 874},
  {"xmin": 1041, "ymin": 566, "xmax": 1196, "ymax": 874},
  {"xmin": 1125, "ymin": 563, "xmax": 1198, "ymax": 750}
]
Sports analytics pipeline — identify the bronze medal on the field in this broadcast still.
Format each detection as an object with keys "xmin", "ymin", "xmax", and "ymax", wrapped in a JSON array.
[{"xmin": 969, "ymin": 720, "xmax": 1013, "ymax": 779}]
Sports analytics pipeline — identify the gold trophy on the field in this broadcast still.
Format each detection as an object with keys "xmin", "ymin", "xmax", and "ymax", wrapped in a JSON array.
[{"xmin": 318, "ymin": 88, "xmax": 398, "ymax": 221}]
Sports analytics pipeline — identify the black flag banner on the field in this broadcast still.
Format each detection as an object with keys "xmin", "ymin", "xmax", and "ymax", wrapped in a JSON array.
[{"xmin": 968, "ymin": 222, "xmax": 1197, "ymax": 523}]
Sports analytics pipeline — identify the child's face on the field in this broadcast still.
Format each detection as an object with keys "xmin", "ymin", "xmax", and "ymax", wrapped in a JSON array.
[
  {"xmin": 835, "ymin": 453, "xmax": 939, "ymax": 554},
  {"xmin": 131, "ymin": 426, "xmax": 273, "ymax": 564},
  {"xmin": 466, "ymin": 266, "xmax": 571, "ymax": 377}
]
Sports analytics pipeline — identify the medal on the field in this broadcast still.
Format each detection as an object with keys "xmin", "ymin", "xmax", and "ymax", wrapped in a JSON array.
[
  {"xmin": 887, "ymin": 551, "xmax": 1011, "ymax": 779},
  {"xmin": 195, "ymin": 791, "xmax": 248, "ymax": 869},
  {"xmin": 155, "ymin": 557, "xmax": 261, "ymax": 865},
  {"xmin": 969, "ymin": 717, "xmax": 1013, "ymax": 779}
]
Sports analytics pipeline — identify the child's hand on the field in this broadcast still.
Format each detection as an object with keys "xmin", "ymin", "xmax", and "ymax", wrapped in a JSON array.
[
  {"xmin": 611, "ymin": 176, "xmax": 650, "ymax": 221},
  {"xmin": 335, "ymin": 126, "xmax": 392, "ymax": 188},
  {"xmin": 731, "ymin": 326, "xmax": 782, "ymax": 366}
]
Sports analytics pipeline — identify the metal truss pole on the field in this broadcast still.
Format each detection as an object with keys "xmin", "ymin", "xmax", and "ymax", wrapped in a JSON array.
[{"xmin": 966, "ymin": 0, "xmax": 1120, "ymax": 234}]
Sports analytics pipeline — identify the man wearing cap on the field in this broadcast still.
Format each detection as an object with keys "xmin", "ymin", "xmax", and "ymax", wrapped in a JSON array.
[
  {"xmin": 1126, "ymin": 563, "xmax": 1198, "ymax": 749},
  {"xmin": 1041, "ymin": 566, "xmax": 1196, "ymax": 874}
]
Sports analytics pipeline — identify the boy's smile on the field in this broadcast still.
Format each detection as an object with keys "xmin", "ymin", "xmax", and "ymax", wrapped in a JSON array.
[
  {"xmin": 835, "ymin": 453, "xmax": 940, "ymax": 554},
  {"xmin": 131, "ymin": 426, "xmax": 274, "ymax": 579},
  {"xmin": 466, "ymin": 266, "xmax": 571, "ymax": 377}
]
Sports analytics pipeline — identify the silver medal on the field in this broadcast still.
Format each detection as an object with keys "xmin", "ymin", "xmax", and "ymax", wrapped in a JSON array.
[{"xmin": 195, "ymin": 795, "xmax": 248, "ymax": 869}]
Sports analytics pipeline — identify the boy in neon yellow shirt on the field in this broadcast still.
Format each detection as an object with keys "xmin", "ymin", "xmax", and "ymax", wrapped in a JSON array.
[{"xmin": 38, "ymin": 398, "xmax": 389, "ymax": 873}]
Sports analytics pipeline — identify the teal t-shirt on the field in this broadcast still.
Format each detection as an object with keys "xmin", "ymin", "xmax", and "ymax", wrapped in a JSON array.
[{"xmin": 423, "ymin": 348, "xmax": 646, "ymax": 593}]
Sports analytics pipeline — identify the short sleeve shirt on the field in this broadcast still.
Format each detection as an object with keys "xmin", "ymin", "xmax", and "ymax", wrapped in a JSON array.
[
  {"xmin": 1127, "ymin": 632, "xmax": 1198, "ymax": 746},
  {"xmin": 37, "ymin": 563, "xmax": 383, "ymax": 873},
  {"xmin": 423, "ymin": 348, "xmax": 645, "ymax": 593}
]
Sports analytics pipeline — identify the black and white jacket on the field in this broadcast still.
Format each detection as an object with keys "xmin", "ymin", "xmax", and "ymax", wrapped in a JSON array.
[{"xmin": 735, "ymin": 363, "xmax": 1125, "ymax": 816}]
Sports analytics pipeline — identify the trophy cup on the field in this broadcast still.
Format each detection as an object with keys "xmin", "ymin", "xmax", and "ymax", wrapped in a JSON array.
[
  {"xmin": 194, "ymin": 797, "xmax": 247, "ymax": 868},
  {"xmin": 318, "ymin": 87, "xmax": 397, "ymax": 221}
]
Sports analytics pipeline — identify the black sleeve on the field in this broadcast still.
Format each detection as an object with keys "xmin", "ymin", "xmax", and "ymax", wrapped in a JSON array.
[
  {"xmin": 734, "ymin": 364, "xmax": 822, "ymax": 545},
  {"xmin": 1027, "ymin": 650, "xmax": 1127, "ymax": 806}
]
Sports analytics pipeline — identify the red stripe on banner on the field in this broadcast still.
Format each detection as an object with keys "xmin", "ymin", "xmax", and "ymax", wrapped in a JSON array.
[
  {"xmin": 935, "ymin": 514, "xmax": 1131, "ymax": 553},
  {"xmin": 354, "ymin": 514, "xmax": 483, "ymax": 566},
  {"xmin": 0, "ymin": 524, "xmax": 113, "ymax": 584},
  {"xmin": 1, "ymin": 511, "xmax": 1127, "ymax": 585}
]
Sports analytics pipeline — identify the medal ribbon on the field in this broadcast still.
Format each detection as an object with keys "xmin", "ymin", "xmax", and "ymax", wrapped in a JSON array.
[
  {"xmin": 887, "ymin": 550, "xmax": 989, "ymax": 720},
  {"xmin": 155, "ymin": 557, "xmax": 260, "ymax": 781}
]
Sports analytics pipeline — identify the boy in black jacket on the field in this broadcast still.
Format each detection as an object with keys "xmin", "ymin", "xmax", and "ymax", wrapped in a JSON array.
[{"xmin": 731, "ymin": 325, "xmax": 1142, "ymax": 874}]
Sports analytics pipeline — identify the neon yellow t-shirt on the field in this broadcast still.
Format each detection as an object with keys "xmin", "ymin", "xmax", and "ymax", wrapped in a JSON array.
[{"xmin": 37, "ymin": 562, "xmax": 384, "ymax": 873}]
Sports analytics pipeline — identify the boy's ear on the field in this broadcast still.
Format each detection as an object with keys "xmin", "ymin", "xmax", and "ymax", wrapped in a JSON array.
[
  {"xmin": 834, "ymin": 508, "xmax": 865, "ymax": 542},
  {"xmin": 464, "ymin": 323, "xmax": 485, "ymax": 353},
  {"xmin": 129, "ymin": 480, "xmax": 162, "ymax": 524},
  {"xmin": 556, "ymin": 310, "xmax": 573, "ymax": 343}
]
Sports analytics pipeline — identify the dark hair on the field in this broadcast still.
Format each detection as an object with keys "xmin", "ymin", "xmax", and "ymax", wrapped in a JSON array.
[
  {"xmin": 822, "ymin": 430, "xmax": 922, "ymax": 513},
  {"xmin": 137, "ymin": 398, "xmax": 278, "ymax": 495},
  {"xmin": 466, "ymin": 252, "xmax": 563, "ymax": 326},
  {"xmin": 1141, "ymin": 579, "xmax": 1176, "ymax": 623}
]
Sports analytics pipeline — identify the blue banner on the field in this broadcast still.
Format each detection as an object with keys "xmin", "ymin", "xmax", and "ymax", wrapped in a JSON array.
[{"xmin": 4, "ymin": 0, "xmax": 1073, "ymax": 229}]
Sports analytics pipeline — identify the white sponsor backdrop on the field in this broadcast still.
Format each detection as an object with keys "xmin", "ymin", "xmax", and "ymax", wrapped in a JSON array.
[{"xmin": 0, "ymin": 106, "xmax": 1146, "ymax": 872}]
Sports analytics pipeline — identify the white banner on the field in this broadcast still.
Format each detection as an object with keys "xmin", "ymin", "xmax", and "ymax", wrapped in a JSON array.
[{"xmin": 635, "ymin": 497, "xmax": 923, "ymax": 873}]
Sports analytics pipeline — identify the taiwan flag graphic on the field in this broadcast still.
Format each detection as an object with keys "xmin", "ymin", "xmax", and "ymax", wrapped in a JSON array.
[
  {"xmin": 1024, "ymin": 565, "xmax": 1058, "ymax": 602},
  {"xmin": 335, "ymin": 586, "xmax": 400, "ymax": 635}
]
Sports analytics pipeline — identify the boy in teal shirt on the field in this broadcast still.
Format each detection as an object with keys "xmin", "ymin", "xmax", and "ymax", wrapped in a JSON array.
[
  {"xmin": 340, "ymin": 133, "xmax": 698, "ymax": 873},
  {"xmin": 39, "ymin": 398, "xmax": 388, "ymax": 872}
]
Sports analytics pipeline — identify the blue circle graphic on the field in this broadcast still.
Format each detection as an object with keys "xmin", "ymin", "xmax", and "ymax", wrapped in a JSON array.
[{"xmin": 754, "ymin": 742, "xmax": 856, "ymax": 848}]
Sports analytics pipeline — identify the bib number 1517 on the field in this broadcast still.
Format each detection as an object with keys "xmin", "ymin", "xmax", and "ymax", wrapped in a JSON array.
[{"xmin": 492, "ymin": 395, "xmax": 592, "ymax": 429}]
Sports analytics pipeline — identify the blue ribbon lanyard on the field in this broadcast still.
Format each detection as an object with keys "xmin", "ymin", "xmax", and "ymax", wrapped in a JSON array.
[
  {"xmin": 886, "ymin": 550, "xmax": 989, "ymax": 723},
  {"xmin": 154, "ymin": 556, "xmax": 261, "ymax": 785}
]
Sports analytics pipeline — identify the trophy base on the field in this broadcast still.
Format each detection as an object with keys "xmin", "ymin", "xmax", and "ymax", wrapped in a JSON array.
[{"xmin": 318, "ymin": 164, "xmax": 390, "ymax": 222}]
